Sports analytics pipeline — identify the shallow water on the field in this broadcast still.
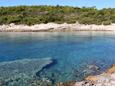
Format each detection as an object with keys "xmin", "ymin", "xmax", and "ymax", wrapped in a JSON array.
[{"xmin": 0, "ymin": 31, "xmax": 115, "ymax": 83}]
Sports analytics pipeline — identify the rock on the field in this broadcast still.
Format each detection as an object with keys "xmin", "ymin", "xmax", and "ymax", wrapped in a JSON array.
[
  {"xmin": 56, "ymin": 81, "xmax": 76, "ymax": 86},
  {"xmin": 1, "ymin": 23, "xmax": 115, "ymax": 32},
  {"xmin": 106, "ymin": 64, "xmax": 115, "ymax": 74},
  {"xmin": 83, "ymin": 64, "xmax": 100, "ymax": 75},
  {"xmin": 85, "ymin": 76, "xmax": 98, "ymax": 82},
  {"xmin": 30, "ymin": 78, "xmax": 52, "ymax": 86},
  {"xmin": 88, "ymin": 65, "xmax": 99, "ymax": 70},
  {"xmin": 0, "ymin": 58, "xmax": 53, "ymax": 79},
  {"xmin": 0, "ymin": 79, "xmax": 5, "ymax": 86},
  {"xmin": 0, "ymin": 58, "xmax": 54, "ymax": 86},
  {"xmin": 56, "ymin": 64, "xmax": 115, "ymax": 86}
]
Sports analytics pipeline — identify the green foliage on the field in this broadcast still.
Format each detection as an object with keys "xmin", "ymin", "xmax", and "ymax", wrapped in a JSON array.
[
  {"xmin": 103, "ymin": 20, "xmax": 111, "ymax": 25},
  {"xmin": 0, "ymin": 5, "xmax": 115, "ymax": 25},
  {"xmin": 79, "ymin": 17, "xmax": 95, "ymax": 24}
]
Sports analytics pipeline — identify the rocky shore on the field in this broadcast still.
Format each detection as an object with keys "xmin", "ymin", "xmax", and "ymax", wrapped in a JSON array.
[
  {"xmin": 0, "ymin": 23, "xmax": 115, "ymax": 32},
  {"xmin": 56, "ymin": 64, "xmax": 115, "ymax": 86},
  {"xmin": 0, "ymin": 58, "xmax": 115, "ymax": 86}
]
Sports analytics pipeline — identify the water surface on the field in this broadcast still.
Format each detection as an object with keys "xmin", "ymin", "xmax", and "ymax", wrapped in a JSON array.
[{"xmin": 0, "ymin": 31, "xmax": 115, "ymax": 83}]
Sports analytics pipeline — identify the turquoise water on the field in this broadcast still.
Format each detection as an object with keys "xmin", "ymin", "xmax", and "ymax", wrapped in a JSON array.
[{"xmin": 0, "ymin": 32, "xmax": 115, "ymax": 83}]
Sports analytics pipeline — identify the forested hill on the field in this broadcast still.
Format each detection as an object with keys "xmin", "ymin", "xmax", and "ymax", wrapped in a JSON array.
[{"xmin": 0, "ymin": 5, "xmax": 115, "ymax": 25}]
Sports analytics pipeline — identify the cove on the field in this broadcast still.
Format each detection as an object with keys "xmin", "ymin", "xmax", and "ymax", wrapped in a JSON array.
[{"xmin": 0, "ymin": 31, "xmax": 115, "ymax": 85}]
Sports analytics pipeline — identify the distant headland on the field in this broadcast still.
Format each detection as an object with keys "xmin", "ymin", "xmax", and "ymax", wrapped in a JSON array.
[{"xmin": 0, "ymin": 5, "xmax": 115, "ymax": 32}]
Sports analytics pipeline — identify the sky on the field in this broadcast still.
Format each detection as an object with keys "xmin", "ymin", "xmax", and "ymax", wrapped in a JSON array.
[{"xmin": 0, "ymin": 0, "xmax": 114, "ymax": 9}]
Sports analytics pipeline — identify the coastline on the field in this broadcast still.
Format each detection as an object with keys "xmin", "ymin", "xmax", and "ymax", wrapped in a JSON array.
[
  {"xmin": 1, "ymin": 23, "xmax": 115, "ymax": 86},
  {"xmin": 0, "ymin": 23, "xmax": 115, "ymax": 32},
  {"xmin": 56, "ymin": 64, "xmax": 115, "ymax": 86}
]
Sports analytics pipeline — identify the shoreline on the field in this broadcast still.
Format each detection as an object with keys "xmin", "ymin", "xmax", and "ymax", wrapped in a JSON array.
[
  {"xmin": 0, "ymin": 23, "xmax": 115, "ymax": 32},
  {"xmin": 56, "ymin": 64, "xmax": 115, "ymax": 86}
]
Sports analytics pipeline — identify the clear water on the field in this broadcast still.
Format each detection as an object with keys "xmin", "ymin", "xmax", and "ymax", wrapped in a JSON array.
[{"xmin": 0, "ymin": 32, "xmax": 115, "ymax": 83}]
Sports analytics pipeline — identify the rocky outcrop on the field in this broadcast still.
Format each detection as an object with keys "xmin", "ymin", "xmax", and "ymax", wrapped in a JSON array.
[
  {"xmin": 0, "ymin": 23, "xmax": 115, "ymax": 32},
  {"xmin": 56, "ymin": 64, "xmax": 115, "ymax": 86},
  {"xmin": 106, "ymin": 64, "xmax": 115, "ymax": 74}
]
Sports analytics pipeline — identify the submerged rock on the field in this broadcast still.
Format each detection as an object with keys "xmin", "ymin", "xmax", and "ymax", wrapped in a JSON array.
[
  {"xmin": 56, "ymin": 64, "xmax": 115, "ymax": 86},
  {"xmin": 0, "ymin": 58, "xmax": 55, "ymax": 86},
  {"xmin": 0, "ymin": 58, "xmax": 53, "ymax": 79},
  {"xmin": 31, "ymin": 78, "xmax": 53, "ymax": 86},
  {"xmin": 83, "ymin": 64, "xmax": 100, "ymax": 75}
]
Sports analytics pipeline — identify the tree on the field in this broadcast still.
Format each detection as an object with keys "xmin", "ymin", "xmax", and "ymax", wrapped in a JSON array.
[{"xmin": 0, "ymin": 5, "xmax": 115, "ymax": 25}]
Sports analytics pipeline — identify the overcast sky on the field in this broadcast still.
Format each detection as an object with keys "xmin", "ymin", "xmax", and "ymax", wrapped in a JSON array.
[{"xmin": 0, "ymin": 0, "xmax": 114, "ymax": 9}]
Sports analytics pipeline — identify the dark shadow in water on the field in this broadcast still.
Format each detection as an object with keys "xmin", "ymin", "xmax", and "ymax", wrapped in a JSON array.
[{"xmin": 36, "ymin": 58, "xmax": 57, "ymax": 77}]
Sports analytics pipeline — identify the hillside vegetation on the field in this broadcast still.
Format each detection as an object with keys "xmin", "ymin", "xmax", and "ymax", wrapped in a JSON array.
[{"xmin": 0, "ymin": 5, "xmax": 115, "ymax": 25}]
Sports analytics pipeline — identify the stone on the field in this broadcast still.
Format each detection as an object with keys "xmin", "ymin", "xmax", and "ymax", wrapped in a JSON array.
[
  {"xmin": 83, "ymin": 64, "xmax": 100, "ymax": 75},
  {"xmin": 1, "ymin": 23, "xmax": 115, "ymax": 32},
  {"xmin": 56, "ymin": 81, "xmax": 76, "ymax": 86},
  {"xmin": 106, "ymin": 64, "xmax": 115, "ymax": 74},
  {"xmin": 0, "ymin": 58, "xmax": 53, "ymax": 79},
  {"xmin": 0, "ymin": 58, "xmax": 54, "ymax": 86},
  {"xmin": 85, "ymin": 76, "xmax": 98, "ymax": 82},
  {"xmin": 56, "ymin": 64, "xmax": 115, "ymax": 86}
]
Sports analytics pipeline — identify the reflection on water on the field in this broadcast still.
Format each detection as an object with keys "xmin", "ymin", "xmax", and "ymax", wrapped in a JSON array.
[
  {"xmin": 1, "ymin": 31, "xmax": 115, "ymax": 38},
  {"xmin": 0, "ymin": 31, "xmax": 115, "ymax": 84}
]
